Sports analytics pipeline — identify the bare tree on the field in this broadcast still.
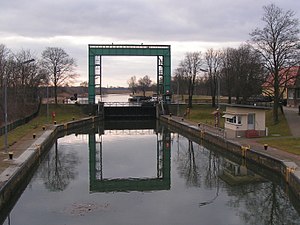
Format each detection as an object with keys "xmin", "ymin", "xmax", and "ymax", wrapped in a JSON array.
[
  {"xmin": 182, "ymin": 52, "xmax": 204, "ymax": 108},
  {"xmin": 41, "ymin": 47, "xmax": 77, "ymax": 104},
  {"xmin": 173, "ymin": 67, "xmax": 189, "ymax": 102},
  {"xmin": 0, "ymin": 47, "xmax": 44, "ymax": 125},
  {"xmin": 250, "ymin": 4, "xmax": 300, "ymax": 123},
  {"xmin": 14, "ymin": 49, "xmax": 45, "ymax": 104},
  {"xmin": 0, "ymin": 45, "xmax": 9, "ymax": 124},
  {"xmin": 0, "ymin": 44, "xmax": 9, "ymax": 89},
  {"xmin": 223, "ymin": 45, "xmax": 264, "ymax": 104},
  {"xmin": 205, "ymin": 48, "xmax": 222, "ymax": 108},
  {"xmin": 220, "ymin": 48, "xmax": 235, "ymax": 104},
  {"xmin": 127, "ymin": 75, "xmax": 137, "ymax": 95},
  {"xmin": 237, "ymin": 45, "xmax": 264, "ymax": 102},
  {"xmin": 138, "ymin": 75, "xmax": 152, "ymax": 96}
]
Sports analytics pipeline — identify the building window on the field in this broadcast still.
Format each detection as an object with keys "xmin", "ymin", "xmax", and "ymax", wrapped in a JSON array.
[{"xmin": 226, "ymin": 115, "xmax": 242, "ymax": 125}]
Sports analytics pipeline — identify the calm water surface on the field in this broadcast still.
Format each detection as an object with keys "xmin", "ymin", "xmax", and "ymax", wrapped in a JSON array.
[{"xmin": 2, "ymin": 121, "xmax": 300, "ymax": 225}]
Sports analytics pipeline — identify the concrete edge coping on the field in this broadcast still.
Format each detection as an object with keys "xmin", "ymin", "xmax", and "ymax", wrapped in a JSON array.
[
  {"xmin": 282, "ymin": 161, "xmax": 300, "ymax": 181},
  {"xmin": 162, "ymin": 115, "xmax": 300, "ymax": 180},
  {"xmin": 248, "ymin": 147, "xmax": 283, "ymax": 160},
  {"xmin": 0, "ymin": 116, "xmax": 100, "ymax": 193},
  {"xmin": 13, "ymin": 149, "xmax": 36, "ymax": 165},
  {"xmin": 0, "ymin": 130, "xmax": 55, "ymax": 185},
  {"xmin": 179, "ymin": 122, "xmax": 189, "ymax": 126},
  {"xmin": 0, "ymin": 166, "xmax": 21, "ymax": 183},
  {"xmin": 190, "ymin": 125, "xmax": 199, "ymax": 130},
  {"xmin": 12, "ymin": 130, "xmax": 55, "ymax": 165},
  {"xmin": 282, "ymin": 161, "xmax": 298, "ymax": 170},
  {"xmin": 28, "ymin": 130, "xmax": 54, "ymax": 149},
  {"xmin": 293, "ymin": 170, "xmax": 300, "ymax": 178}
]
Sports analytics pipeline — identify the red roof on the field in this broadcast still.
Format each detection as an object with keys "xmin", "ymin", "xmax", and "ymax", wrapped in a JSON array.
[{"xmin": 262, "ymin": 66, "xmax": 300, "ymax": 87}]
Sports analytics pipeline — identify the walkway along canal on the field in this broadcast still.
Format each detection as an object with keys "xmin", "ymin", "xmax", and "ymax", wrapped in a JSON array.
[
  {"xmin": 0, "ymin": 113, "xmax": 300, "ymax": 224},
  {"xmin": 160, "ymin": 115, "xmax": 300, "ymax": 202},
  {"xmin": 0, "ymin": 116, "xmax": 102, "ymax": 221}
]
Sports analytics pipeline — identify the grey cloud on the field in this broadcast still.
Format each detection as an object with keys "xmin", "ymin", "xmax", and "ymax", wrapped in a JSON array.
[
  {"xmin": 1, "ymin": 0, "xmax": 299, "ymax": 86},
  {"xmin": 3, "ymin": 0, "xmax": 298, "ymax": 43}
]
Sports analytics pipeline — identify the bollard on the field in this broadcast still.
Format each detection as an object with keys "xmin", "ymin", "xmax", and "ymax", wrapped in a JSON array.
[
  {"xmin": 72, "ymin": 117, "xmax": 75, "ymax": 120},
  {"xmin": 8, "ymin": 152, "xmax": 13, "ymax": 160},
  {"xmin": 54, "ymin": 121, "xmax": 57, "ymax": 125},
  {"xmin": 198, "ymin": 123, "xmax": 200, "ymax": 127},
  {"xmin": 169, "ymin": 113, "xmax": 172, "ymax": 117},
  {"xmin": 42, "ymin": 126, "xmax": 46, "ymax": 131},
  {"xmin": 33, "ymin": 133, "xmax": 36, "ymax": 139},
  {"xmin": 264, "ymin": 144, "xmax": 268, "ymax": 150}
]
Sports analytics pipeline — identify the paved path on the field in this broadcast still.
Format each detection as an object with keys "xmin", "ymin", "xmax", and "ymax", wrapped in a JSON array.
[
  {"xmin": 0, "ymin": 125, "xmax": 52, "ymax": 175},
  {"xmin": 169, "ymin": 108, "xmax": 300, "ymax": 169},
  {"xmin": 232, "ymin": 106, "xmax": 300, "ymax": 167},
  {"xmin": 283, "ymin": 106, "xmax": 300, "ymax": 137}
]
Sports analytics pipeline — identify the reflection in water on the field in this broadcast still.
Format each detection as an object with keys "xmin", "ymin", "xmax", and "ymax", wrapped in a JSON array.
[
  {"xmin": 2, "ymin": 120, "xmax": 300, "ymax": 225},
  {"xmin": 228, "ymin": 182, "xmax": 300, "ymax": 225},
  {"xmin": 36, "ymin": 141, "xmax": 79, "ymax": 191},
  {"xmin": 176, "ymin": 137, "xmax": 222, "ymax": 206},
  {"xmin": 177, "ymin": 140, "xmax": 199, "ymax": 187},
  {"xmin": 89, "ymin": 121, "xmax": 171, "ymax": 192},
  {"xmin": 173, "ymin": 133, "xmax": 300, "ymax": 224}
]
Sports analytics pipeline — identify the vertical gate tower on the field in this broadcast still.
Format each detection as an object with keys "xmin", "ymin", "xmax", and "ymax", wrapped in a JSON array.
[{"xmin": 88, "ymin": 44, "xmax": 171, "ymax": 104}]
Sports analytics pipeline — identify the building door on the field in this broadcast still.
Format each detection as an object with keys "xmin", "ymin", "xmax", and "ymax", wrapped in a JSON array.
[{"xmin": 247, "ymin": 113, "xmax": 255, "ymax": 130}]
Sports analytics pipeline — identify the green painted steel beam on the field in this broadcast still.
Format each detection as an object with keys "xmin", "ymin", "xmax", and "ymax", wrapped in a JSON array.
[
  {"xmin": 163, "ymin": 54, "xmax": 171, "ymax": 94},
  {"xmin": 88, "ymin": 53, "xmax": 96, "ymax": 104},
  {"xmin": 89, "ymin": 44, "xmax": 170, "ymax": 56},
  {"xmin": 88, "ymin": 44, "xmax": 171, "ymax": 104}
]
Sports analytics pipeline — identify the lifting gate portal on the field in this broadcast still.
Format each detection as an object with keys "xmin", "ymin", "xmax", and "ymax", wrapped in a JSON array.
[{"xmin": 88, "ymin": 44, "xmax": 171, "ymax": 104}]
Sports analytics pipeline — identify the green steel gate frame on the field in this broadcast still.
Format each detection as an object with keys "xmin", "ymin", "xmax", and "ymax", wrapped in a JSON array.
[{"xmin": 88, "ymin": 44, "xmax": 171, "ymax": 104}]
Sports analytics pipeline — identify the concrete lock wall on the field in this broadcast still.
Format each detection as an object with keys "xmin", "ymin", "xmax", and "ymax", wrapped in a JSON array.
[
  {"xmin": 1, "ymin": 115, "xmax": 300, "ymax": 215},
  {"xmin": 0, "ymin": 116, "xmax": 102, "ymax": 214},
  {"xmin": 159, "ymin": 116, "xmax": 300, "ymax": 200}
]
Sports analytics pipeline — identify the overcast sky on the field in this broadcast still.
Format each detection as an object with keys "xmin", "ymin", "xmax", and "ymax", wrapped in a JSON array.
[{"xmin": 0, "ymin": 0, "xmax": 299, "ymax": 87}]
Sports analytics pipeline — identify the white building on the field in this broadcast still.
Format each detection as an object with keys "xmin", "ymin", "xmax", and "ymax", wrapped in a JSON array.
[{"xmin": 223, "ymin": 104, "xmax": 270, "ymax": 139}]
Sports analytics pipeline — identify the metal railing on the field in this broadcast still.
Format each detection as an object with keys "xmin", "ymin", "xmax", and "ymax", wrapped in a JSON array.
[
  {"xmin": 103, "ymin": 102, "xmax": 142, "ymax": 107},
  {"xmin": 197, "ymin": 122, "xmax": 226, "ymax": 139},
  {"xmin": 0, "ymin": 102, "xmax": 40, "ymax": 136}
]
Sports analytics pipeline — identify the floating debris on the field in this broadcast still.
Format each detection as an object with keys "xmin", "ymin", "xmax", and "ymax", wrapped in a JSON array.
[{"xmin": 64, "ymin": 202, "xmax": 111, "ymax": 216}]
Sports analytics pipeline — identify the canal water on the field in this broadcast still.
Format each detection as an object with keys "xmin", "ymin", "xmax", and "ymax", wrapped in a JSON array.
[{"xmin": 2, "ymin": 120, "xmax": 300, "ymax": 225}]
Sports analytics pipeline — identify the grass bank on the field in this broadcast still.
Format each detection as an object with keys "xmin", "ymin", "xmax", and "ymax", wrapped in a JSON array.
[
  {"xmin": 188, "ymin": 104, "xmax": 225, "ymax": 127},
  {"xmin": 258, "ymin": 137, "xmax": 300, "ymax": 155},
  {"xmin": 0, "ymin": 104, "xmax": 87, "ymax": 150},
  {"xmin": 183, "ymin": 104, "xmax": 300, "ymax": 155},
  {"xmin": 2, "ymin": 102, "xmax": 299, "ymax": 155},
  {"xmin": 258, "ymin": 109, "xmax": 300, "ymax": 155},
  {"xmin": 169, "ymin": 104, "xmax": 226, "ymax": 127}
]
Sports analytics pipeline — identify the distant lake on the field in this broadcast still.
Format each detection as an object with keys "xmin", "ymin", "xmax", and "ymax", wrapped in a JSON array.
[
  {"xmin": 98, "ymin": 94, "xmax": 131, "ymax": 102},
  {"xmin": 75, "ymin": 94, "xmax": 131, "ymax": 104}
]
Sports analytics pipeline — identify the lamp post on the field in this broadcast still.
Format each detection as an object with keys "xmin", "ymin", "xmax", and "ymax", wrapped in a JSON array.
[
  {"xmin": 46, "ymin": 84, "xmax": 49, "ymax": 123},
  {"xmin": 4, "ymin": 75, "xmax": 8, "ymax": 153},
  {"xmin": 217, "ymin": 74, "xmax": 220, "ymax": 109},
  {"xmin": 177, "ymin": 79, "xmax": 179, "ymax": 116},
  {"xmin": 4, "ymin": 58, "xmax": 35, "ymax": 153}
]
